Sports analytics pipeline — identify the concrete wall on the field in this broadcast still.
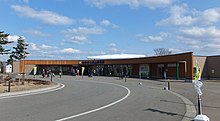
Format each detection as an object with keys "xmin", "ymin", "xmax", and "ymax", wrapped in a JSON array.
[
  {"xmin": 194, "ymin": 56, "xmax": 208, "ymax": 78},
  {"xmin": 194, "ymin": 56, "xmax": 220, "ymax": 79},
  {"xmin": 25, "ymin": 64, "xmax": 35, "ymax": 75},
  {"xmin": 13, "ymin": 61, "xmax": 20, "ymax": 74}
]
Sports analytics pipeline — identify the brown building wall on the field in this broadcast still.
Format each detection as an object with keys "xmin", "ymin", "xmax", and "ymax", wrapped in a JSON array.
[
  {"xmin": 149, "ymin": 63, "xmax": 185, "ymax": 79},
  {"xmin": 16, "ymin": 52, "xmax": 194, "ymax": 80},
  {"xmin": 179, "ymin": 63, "xmax": 186, "ymax": 78},
  {"xmin": 167, "ymin": 67, "xmax": 176, "ymax": 77},
  {"xmin": 19, "ymin": 60, "xmax": 81, "ymax": 73},
  {"xmin": 132, "ymin": 64, "xmax": 139, "ymax": 77},
  {"xmin": 104, "ymin": 52, "xmax": 193, "ymax": 79},
  {"xmin": 150, "ymin": 64, "xmax": 157, "ymax": 78},
  {"xmin": 207, "ymin": 56, "xmax": 220, "ymax": 78},
  {"xmin": 21, "ymin": 60, "xmax": 80, "ymax": 65}
]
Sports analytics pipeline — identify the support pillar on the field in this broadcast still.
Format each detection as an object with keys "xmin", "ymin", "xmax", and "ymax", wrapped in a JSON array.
[{"xmin": 176, "ymin": 63, "xmax": 179, "ymax": 80}]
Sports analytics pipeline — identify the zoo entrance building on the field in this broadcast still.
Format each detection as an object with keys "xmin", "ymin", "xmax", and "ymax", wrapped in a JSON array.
[{"xmin": 13, "ymin": 52, "xmax": 220, "ymax": 80}]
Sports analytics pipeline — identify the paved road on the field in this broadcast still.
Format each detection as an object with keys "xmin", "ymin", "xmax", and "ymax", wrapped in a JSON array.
[
  {"xmin": 165, "ymin": 80, "xmax": 220, "ymax": 121},
  {"xmin": 0, "ymin": 76, "xmax": 187, "ymax": 121}
]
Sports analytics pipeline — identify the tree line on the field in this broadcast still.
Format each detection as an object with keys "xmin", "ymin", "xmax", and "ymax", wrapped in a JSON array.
[{"xmin": 0, "ymin": 31, "xmax": 29, "ymax": 65}]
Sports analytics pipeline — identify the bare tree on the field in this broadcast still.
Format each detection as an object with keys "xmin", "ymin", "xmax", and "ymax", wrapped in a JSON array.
[{"xmin": 154, "ymin": 48, "xmax": 172, "ymax": 56}]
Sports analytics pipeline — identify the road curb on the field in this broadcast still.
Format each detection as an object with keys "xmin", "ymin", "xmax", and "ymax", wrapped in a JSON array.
[
  {"xmin": 168, "ymin": 90, "xmax": 197, "ymax": 121},
  {"xmin": 0, "ymin": 82, "xmax": 64, "ymax": 99},
  {"xmin": 145, "ymin": 85, "xmax": 196, "ymax": 121}
]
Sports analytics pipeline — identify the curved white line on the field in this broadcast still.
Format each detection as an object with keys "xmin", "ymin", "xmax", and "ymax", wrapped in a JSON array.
[
  {"xmin": 56, "ymin": 82, "xmax": 131, "ymax": 121},
  {"xmin": 0, "ymin": 83, "xmax": 65, "ymax": 99}
]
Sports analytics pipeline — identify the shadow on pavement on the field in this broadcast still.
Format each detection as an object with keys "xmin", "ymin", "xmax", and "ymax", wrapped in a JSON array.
[{"xmin": 144, "ymin": 108, "xmax": 193, "ymax": 119}]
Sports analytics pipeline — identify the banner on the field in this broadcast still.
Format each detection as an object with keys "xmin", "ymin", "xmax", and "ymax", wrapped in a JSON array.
[
  {"xmin": 194, "ymin": 61, "xmax": 201, "ymax": 81},
  {"xmin": 81, "ymin": 67, "xmax": 85, "ymax": 76},
  {"xmin": 33, "ymin": 66, "xmax": 37, "ymax": 75}
]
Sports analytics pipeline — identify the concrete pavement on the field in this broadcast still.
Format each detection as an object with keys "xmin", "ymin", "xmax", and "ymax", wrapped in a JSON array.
[
  {"xmin": 0, "ymin": 76, "xmax": 212, "ymax": 120},
  {"xmin": 127, "ymin": 78, "xmax": 220, "ymax": 121}
]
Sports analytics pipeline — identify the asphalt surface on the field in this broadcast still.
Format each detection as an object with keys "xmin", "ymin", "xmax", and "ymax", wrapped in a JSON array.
[
  {"xmin": 0, "ymin": 76, "xmax": 189, "ymax": 121},
  {"xmin": 166, "ymin": 80, "xmax": 220, "ymax": 121}
]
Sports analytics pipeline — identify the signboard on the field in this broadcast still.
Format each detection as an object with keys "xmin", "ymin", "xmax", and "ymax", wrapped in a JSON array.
[{"xmin": 81, "ymin": 60, "xmax": 104, "ymax": 65}]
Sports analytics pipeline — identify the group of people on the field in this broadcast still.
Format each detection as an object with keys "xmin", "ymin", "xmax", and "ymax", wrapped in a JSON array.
[{"xmin": 42, "ymin": 69, "xmax": 62, "ymax": 78}]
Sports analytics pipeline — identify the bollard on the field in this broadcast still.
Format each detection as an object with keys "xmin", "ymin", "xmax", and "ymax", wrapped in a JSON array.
[
  {"xmin": 168, "ymin": 81, "xmax": 170, "ymax": 90},
  {"xmin": 125, "ymin": 75, "xmax": 126, "ymax": 82},
  {"xmin": 194, "ymin": 95, "xmax": 210, "ymax": 121},
  {"xmin": 8, "ymin": 80, "xmax": 11, "ymax": 92},
  {"xmin": 51, "ymin": 74, "xmax": 53, "ymax": 82}
]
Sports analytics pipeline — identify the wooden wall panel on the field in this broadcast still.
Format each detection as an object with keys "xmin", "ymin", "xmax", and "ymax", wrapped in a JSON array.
[{"xmin": 18, "ymin": 52, "xmax": 194, "ymax": 79}]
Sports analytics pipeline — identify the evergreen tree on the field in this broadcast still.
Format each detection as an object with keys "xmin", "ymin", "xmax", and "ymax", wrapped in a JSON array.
[
  {"xmin": 0, "ymin": 31, "xmax": 12, "ymax": 54},
  {"xmin": 12, "ymin": 36, "xmax": 29, "ymax": 84},
  {"xmin": 6, "ymin": 55, "xmax": 14, "ymax": 65},
  {"xmin": 12, "ymin": 36, "xmax": 29, "ymax": 60}
]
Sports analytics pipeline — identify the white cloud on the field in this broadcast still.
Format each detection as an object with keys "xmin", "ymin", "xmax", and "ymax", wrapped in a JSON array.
[
  {"xmin": 85, "ymin": 0, "xmax": 173, "ymax": 9},
  {"xmin": 29, "ymin": 43, "xmax": 57, "ymax": 51},
  {"xmin": 79, "ymin": 18, "xmax": 96, "ymax": 26},
  {"xmin": 6, "ymin": 35, "xmax": 20, "ymax": 42},
  {"xmin": 41, "ymin": 44, "xmax": 57, "ymax": 49},
  {"xmin": 87, "ymin": 54, "xmax": 146, "ymax": 59},
  {"xmin": 138, "ymin": 32, "xmax": 168, "ymax": 42},
  {"xmin": 109, "ymin": 43, "xmax": 116, "ymax": 47},
  {"xmin": 157, "ymin": 4, "xmax": 220, "ymax": 26},
  {"xmin": 198, "ymin": 8, "xmax": 220, "ymax": 25},
  {"xmin": 24, "ymin": 29, "xmax": 49, "ymax": 37},
  {"xmin": 29, "ymin": 43, "xmax": 40, "ymax": 51},
  {"xmin": 112, "ymin": 24, "xmax": 119, "ymax": 28},
  {"xmin": 109, "ymin": 47, "xmax": 121, "ymax": 53},
  {"xmin": 63, "ymin": 26, "xmax": 105, "ymax": 44},
  {"xmin": 59, "ymin": 48, "xmax": 81, "ymax": 54},
  {"xmin": 70, "ymin": 27, "xmax": 105, "ymax": 35},
  {"xmin": 157, "ymin": 4, "xmax": 196, "ymax": 26},
  {"xmin": 23, "ymin": 0, "xmax": 29, "ymax": 3},
  {"xmin": 100, "ymin": 19, "xmax": 119, "ymax": 28},
  {"xmin": 205, "ymin": 44, "xmax": 220, "ymax": 50},
  {"xmin": 180, "ymin": 26, "xmax": 220, "ymax": 40},
  {"xmin": 177, "ymin": 26, "xmax": 220, "ymax": 54},
  {"xmin": 101, "ymin": 19, "xmax": 111, "ymax": 26},
  {"xmin": 11, "ymin": 5, "xmax": 73, "ymax": 25},
  {"xmin": 168, "ymin": 48, "xmax": 183, "ymax": 54},
  {"xmin": 28, "ymin": 43, "xmax": 83, "ymax": 59}
]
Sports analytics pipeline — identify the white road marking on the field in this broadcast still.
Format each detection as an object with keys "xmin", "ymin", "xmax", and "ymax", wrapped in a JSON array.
[
  {"xmin": 0, "ymin": 83, "xmax": 65, "ymax": 99},
  {"xmin": 56, "ymin": 81, "xmax": 131, "ymax": 121}
]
